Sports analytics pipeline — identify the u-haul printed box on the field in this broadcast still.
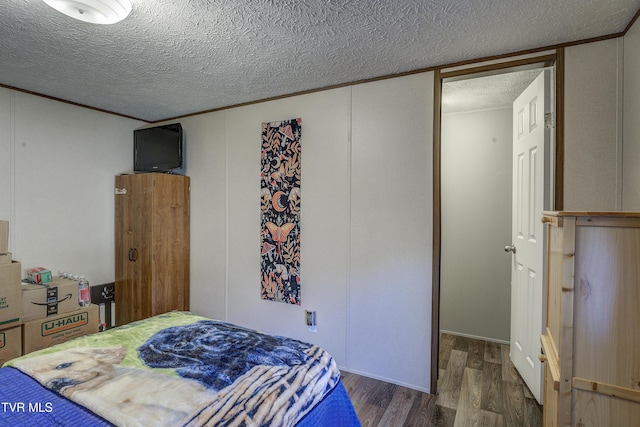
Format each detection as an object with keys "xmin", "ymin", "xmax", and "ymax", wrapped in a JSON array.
[{"xmin": 22, "ymin": 304, "xmax": 99, "ymax": 354}]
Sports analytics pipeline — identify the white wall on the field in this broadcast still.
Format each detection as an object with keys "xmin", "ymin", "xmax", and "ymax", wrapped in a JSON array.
[
  {"xmin": 181, "ymin": 74, "xmax": 434, "ymax": 392},
  {"xmin": 440, "ymin": 108, "xmax": 512, "ymax": 342},
  {"xmin": 349, "ymin": 74, "xmax": 432, "ymax": 388},
  {"xmin": 180, "ymin": 112, "xmax": 228, "ymax": 319},
  {"xmin": 224, "ymin": 88, "xmax": 352, "ymax": 370},
  {"xmin": 564, "ymin": 38, "xmax": 622, "ymax": 211},
  {"xmin": 0, "ymin": 90, "xmax": 143, "ymax": 284},
  {"xmin": 623, "ymin": 17, "xmax": 640, "ymax": 210}
]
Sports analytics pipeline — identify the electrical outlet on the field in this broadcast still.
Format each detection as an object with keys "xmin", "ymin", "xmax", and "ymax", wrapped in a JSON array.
[{"xmin": 305, "ymin": 310, "xmax": 317, "ymax": 332}]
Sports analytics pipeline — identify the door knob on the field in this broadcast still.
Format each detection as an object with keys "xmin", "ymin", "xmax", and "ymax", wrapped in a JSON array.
[{"xmin": 504, "ymin": 244, "xmax": 516, "ymax": 254}]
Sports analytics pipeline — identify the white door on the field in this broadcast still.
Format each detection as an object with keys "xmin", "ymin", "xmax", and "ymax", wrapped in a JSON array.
[{"xmin": 508, "ymin": 70, "xmax": 550, "ymax": 404}]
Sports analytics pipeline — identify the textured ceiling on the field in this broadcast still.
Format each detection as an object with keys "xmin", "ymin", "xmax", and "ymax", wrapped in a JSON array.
[
  {"xmin": 1, "ymin": 0, "xmax": 639, "ymax": 122},
  {"xmin": 442, "ymin": 69, "xmax": 546, "ymax": 114}
]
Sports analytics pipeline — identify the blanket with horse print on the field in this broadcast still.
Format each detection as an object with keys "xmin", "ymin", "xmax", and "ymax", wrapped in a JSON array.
[{"xmin": 6, "ymin": 312, "xmax": 340, "ymax": 427}]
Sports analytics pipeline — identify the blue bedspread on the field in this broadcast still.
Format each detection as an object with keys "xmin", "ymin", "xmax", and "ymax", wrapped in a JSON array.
[
  {"xmin": 0, "ymin": 367, "xmax": 359, "ymax": 426},
  {"xmin": 2, "ymin": 312, "xmax": 361, "ymax": 426},
  {"xmin": 0, "ymin": 367, "xmax": 113, "ymax": 426}
]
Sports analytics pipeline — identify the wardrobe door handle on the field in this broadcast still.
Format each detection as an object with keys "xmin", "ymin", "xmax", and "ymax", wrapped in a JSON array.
[
  {"xmin": 128, "ymin": 248, "xmax": 134, "ymax": 262},
  {"xmin": 131, "ymin": 248, "xmax": 138, "ymax": 262}
]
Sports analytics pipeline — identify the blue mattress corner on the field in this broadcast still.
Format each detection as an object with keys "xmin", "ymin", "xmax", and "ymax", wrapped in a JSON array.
[{"xmin": 296, "ymin": 380, "xmax": 361, "ymax": 427}]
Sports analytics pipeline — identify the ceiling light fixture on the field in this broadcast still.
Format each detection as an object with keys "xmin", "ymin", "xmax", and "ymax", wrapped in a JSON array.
[{"xmin": 42, "ymin": 0, "xmax": 132, "ymax": 25}]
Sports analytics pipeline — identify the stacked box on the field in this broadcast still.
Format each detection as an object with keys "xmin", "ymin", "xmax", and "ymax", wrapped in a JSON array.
[
  {"xmin": 0, "ymin": 257, "xmax": 22, "ymax": 362},
  {"xmin": 22, "ymin": 277, "xmax": 80, "ymax": 322},
  {"xmin": 0, "ymin": 221, "xmax": 10, "ymax": 266},
  {"xmin": 0, "ymin": 261, "xmax": 22, "ymax": 329},
  {"xmin": 0, "ymin": 326, "xmax": 22, "ymax": 364},
  {"xmin": 26, "ymin": 267, "xmax": 52, "ymax": 284},
  {"xmin": 22, "ymin": 304, "xmax": 99, "ymax": 353},
  {"xmin": 0, "ymin": 220, "xmax": 7, "ymax": 254}
]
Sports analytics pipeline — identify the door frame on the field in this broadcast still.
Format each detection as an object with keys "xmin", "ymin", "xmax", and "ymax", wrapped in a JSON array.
[{"xmin": 431, "ymin": 49, "xmax": 565, "ymax": 393}]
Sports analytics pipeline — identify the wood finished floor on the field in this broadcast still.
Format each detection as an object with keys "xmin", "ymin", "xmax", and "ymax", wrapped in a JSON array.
[{"xmin": 341, "ymin": 333, "xmax": 542, "ymax": 426}]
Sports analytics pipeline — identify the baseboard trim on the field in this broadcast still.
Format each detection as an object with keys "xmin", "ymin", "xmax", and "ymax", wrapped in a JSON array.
[
  {"xmin": 440, "ymin": 329, "xmax": 510, "ymax": 345},
  {"xmin": 338, "ymin": 367, "xmax": 431, "ymax": 394}
]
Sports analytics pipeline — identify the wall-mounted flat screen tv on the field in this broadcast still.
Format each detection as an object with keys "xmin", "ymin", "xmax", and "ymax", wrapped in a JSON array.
[{"xmin": 134, "ymin": 123, "xmax": 183, "ymax": 173}]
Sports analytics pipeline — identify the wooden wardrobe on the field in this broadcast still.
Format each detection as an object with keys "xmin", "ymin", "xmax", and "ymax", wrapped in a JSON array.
[
  {"xmin": 541, "ymin": 211, "xmax": 640, "ymax": 426},
  {"xmin": 114, "ymin": 173, "xmax": 190, "ymax": 326}
]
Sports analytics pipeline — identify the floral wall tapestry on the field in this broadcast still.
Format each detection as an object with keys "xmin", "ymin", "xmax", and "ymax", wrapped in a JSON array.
[{"xmin": 260, "ymin": 118, "xmax": 302, "ymax": 305}]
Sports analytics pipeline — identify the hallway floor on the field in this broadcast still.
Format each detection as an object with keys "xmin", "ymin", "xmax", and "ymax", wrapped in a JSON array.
[{"xmin": 340, "ymin": 332, "xmax": 542, "ymax": 426}]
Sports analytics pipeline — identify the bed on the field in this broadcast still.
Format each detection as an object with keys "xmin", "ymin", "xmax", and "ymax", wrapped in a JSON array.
[{"xmin": 0, "ymin": 311, "xmax": 360, "ymax": 426}]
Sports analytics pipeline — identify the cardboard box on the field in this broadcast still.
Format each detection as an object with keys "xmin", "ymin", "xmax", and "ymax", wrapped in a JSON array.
[
  {"xmin": 0, "ymin": 261, "xmax": 22, "ymax": 328},
  {"xmin": 0, "ymin": 221, "xmax": 7, "ymax": 254},
  {"xmin": 0, "ymin": 253, "xmax": 11, "ymax": 265},
  {"xmin": 22, "ymin": 277, "xmax": 79, "ymax": 322},
  {"xmin": 26, "ymin": 267, "xmax": 52, "ymax": 284},
  {"xmin": 91, "ymin": 282, "xmax": 115, "ymax": 330},
  {"xmin": 0, "ymin": 326, "xmax": 22, "ymax": 365},
  {"xmin": 22, "ymin": 304, "xmax": 99, "ymax": 354}
]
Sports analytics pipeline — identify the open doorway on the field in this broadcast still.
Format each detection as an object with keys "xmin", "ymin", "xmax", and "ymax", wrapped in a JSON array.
[
  {"xmin": 431, "ymin": 51, "xmax": 564, "ymax": 397},
  {"xmin": 439, "ymin": 69, "xmax": 544, "ymax": 346}
]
